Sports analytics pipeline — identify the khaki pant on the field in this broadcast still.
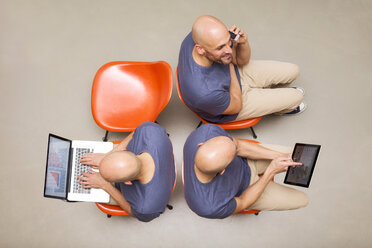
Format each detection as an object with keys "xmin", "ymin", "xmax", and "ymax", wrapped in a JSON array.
[
  {"xmin": 235, "ymin": 60, "xmax": 304, "ymax": 120},
  {"xmin": 247, "ymin": 144, "xmax": 309, "ymax": 211}
]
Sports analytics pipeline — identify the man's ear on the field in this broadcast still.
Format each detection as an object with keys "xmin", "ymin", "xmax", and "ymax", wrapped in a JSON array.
[
  {"xmin": 197, "ymin": 142, "xmax": 204, "ymax": 147},
  {"xmin": 195, "ymin": 44, "xmax": 205, "ymax": 56}
]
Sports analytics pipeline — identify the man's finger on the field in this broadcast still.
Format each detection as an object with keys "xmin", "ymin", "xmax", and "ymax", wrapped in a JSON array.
[
  {"xmin": 290, "ymin": 162, "xmax": 303, "ymax": 167},
  {"xmin": 229, "ymin": 25, "xmax": 237, "ymax": 32},
  {"xmin": 78, "ymin": 180, "xmax": 89, "ymax": 185},
  {"xmin": 81, "ymin": 172, "xmax": 90, "ymax": 177},
  {"xmin": 77, "ymin": 176, "xmax": 86, "ymax": 181}
]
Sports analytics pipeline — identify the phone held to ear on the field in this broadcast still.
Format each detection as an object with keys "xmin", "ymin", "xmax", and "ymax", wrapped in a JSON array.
[{"xmin": 229, "ymin": 31, "xmax": 240, "ymax": 41}]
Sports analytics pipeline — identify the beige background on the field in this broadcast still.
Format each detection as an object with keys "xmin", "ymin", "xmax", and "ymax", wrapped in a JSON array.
[{"xmin": 1, "ymin": 0, "xmax": 371, "ymax": 247}]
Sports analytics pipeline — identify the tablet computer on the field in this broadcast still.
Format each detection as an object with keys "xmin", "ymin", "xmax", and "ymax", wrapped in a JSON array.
[{"xmin": 284, "ymin": 143, "xmax": 321, "ymax": 188}]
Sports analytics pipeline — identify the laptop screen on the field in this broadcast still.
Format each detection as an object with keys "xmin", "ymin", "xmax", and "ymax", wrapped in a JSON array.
[{"xmin": 44, "ymin": 134, "xmax": 71, "ymax": 199}]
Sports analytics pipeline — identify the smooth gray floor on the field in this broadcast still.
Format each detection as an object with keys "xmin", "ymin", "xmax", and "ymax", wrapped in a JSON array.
[{"xmin": 1, "ymin": 0, "xmax": 371, "ymax": 247}]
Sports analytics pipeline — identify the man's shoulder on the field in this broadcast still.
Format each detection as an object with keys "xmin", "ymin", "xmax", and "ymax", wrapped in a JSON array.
[
  {"xmin": 187, "ymin": 124, "xmax": 227, "ymax": 142},
  {"xmin": 136, "ymin": 122, "xmax": 167, "ymax": 138},
  {"xmin": 186, "ymin": 187, "xmax": 237, "ymax": 219},
  {"xmin": 196, "ymin": 124, "xmax": 225, "ymax": 135},
  {"xmin": 130, "ymin": 122, "xmax": 171, "ymax": 155},
  {"xmin": 132, "ymin": 208, "xmax": 161, "ymax": 222},
  {"xmin": 180, "ymin": 32, "xmax": 194, "ymax": 52}
]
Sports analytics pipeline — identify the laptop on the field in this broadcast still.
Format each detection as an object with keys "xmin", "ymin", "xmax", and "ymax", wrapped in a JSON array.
[
  {"xmin": 284, "ymin": 143, "xmax": 321, "ymax": 188},
  {"xmin": 43, "ymin": 133, "xmax": 113, "ymax": 202}
]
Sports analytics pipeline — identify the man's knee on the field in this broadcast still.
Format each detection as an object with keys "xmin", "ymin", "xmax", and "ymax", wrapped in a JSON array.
[
  {"xmin": 289, "ymin": 88, "xmax": 304, "ymax": 106},
  {"xmin": 287, "ymin": 63, "xmax": 300, "ymax": 81},
  {"xmin": 296, "ymin": 191, "xmax": 309, "ymax": 209}
]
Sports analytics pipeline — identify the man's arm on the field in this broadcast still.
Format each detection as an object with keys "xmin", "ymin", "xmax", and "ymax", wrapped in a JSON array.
[
  {"xmin": 230, "ymin": 25, "xmax": 251, "ymax": 67},
  {"xmin": 233, "ymin": 137, "xmax": 287, "ymax": 160},
  {"xmin": 102, "ymin": 183, "xmax": 133, "ymax": 216},
  {"xmin": 233, "ymin": 157, "xmax": 302, "ymax": 213},
  {"xmin": 79, "ymin": 171, "xmax": 133, "ymax": 216},
  {"xmin": 80, "ymin": 132, "xmax": 134, "ymax": 168},
  {"xmin": 221, "ymin": 64, "xmax": 242, "ymax": 115}
]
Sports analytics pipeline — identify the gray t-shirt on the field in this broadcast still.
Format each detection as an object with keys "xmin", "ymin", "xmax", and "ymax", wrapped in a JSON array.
[
  {"xmin": 177, "ymin": 32, "xmax": 241, "ymax": 123},
  {"xmin": 183, "ymin": 124, "xmax": 251, "ymax": 219},
  {"xmin": 115, "ymin": 122, "xmax": 175, "ymax": 222}
]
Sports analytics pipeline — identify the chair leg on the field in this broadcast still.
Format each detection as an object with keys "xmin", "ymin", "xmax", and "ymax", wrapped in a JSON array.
[
  {"xmin": 250, "ymin": 127, "xmax": 257, "ymax": 139},
  {"xmin": 103, "ymin": 130, "xmax": 109, "ymax": 142},
  {"xmin": 166, "ymin": 204, "xmax": 173, "ymax": 210},
  {"xmin": 196, "ymin": 121, "xmax": 203, "ymax": 128},
  {"xmin": 254, "ymin": 213, "xmax": 259, "ymax": 216},
  {"xmin": 107, "ymin": 214, "xmax": 112, "ymax": 218}
]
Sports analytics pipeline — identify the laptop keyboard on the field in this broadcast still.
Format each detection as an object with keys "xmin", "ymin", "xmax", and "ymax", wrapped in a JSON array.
[{"xmin": 73, "ymin": 148, "xmax": 93, "ymax": 194}]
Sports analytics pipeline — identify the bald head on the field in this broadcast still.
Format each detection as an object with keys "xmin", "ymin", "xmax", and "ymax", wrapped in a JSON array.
[
  {"xmin": 192, "ymin": 15, "xmax": 228, "ymax": 47},
  {"xmin": 100, "ymin": 151, "xmax": 140, "ymax": 183},
  {"xmin": 195, "ymin": 136, "xmax": 237, "ymax": 175}
]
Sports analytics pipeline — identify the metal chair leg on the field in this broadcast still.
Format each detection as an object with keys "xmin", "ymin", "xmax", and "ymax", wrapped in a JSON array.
[
  {"xmin": 103, "ymin": 130, "xmax": 109, "ymax": 142},
  {"xmin": 250, "ymin": 127, "xmax": 257, "ymax": 139},
  {"xmin": 166, "ymin": 204, "xmax": 173, "ymax": 210}
]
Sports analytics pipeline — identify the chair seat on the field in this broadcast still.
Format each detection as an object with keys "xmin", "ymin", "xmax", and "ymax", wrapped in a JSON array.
[
  {"xmin": 96, "ymin": 202, "xmax": 129, "ymax": 216},
  {"xmin": 199, "ymin": 115, "xmax": 261, "ymax": 130},
  {"xmin": 92, "ymin": 61, "xmax": 172, "ymax": 132}
]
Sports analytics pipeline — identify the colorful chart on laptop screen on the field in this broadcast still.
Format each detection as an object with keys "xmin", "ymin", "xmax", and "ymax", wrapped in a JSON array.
[{"xmin": 44, "ymin": 136, "xmax": 70, "ymax": 198}]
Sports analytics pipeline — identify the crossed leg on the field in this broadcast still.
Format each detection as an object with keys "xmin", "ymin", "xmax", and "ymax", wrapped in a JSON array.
[{"xmin": 235, "ymin": 60, "xmax": 303, "ymax": 120}]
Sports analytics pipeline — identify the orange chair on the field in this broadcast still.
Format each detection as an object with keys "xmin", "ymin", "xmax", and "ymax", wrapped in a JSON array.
[
  {"xmin": 176, "ymin": 68, "xmax": 261, "ymax": 138},
  {"xmin": 96, "ymin": 141, "xmax": 177, "ymax": 218},
  {"xmin": 92, "ymin": 61, "xmax": 173, "ymax": 141},
  {"xmin": 181, "ymin": 139, "xmax": 271, "ymax": 216}
]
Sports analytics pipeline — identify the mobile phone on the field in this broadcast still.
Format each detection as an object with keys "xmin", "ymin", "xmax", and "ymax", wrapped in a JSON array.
[{"xmin": 229, "ymin": 31, "xmax": 240, "ymax": 41}]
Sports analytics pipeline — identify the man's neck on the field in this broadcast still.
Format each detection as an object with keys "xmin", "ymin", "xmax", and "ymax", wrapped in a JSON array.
[
  {"xmin": 194, "ymin": 164, "xmax": 216, "ymax": 183},
  {"xmin": 135, "ymin": 153, "xmax": 155, "ymax": 184},
  {"xmin": 192, "ymin": 47, "xmax": 213, "ymax": 67}
]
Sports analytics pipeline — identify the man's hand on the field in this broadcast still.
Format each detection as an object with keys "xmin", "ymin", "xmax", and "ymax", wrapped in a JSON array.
[
  {"xmin": 230, "ymin": 25, "xmax": 251, "ymax": 66},
  {"xmin": 78, "ymin": 171, "xmax": 110, "ymax": 189},
  {"xmin": 80, "ymin": 153, "xmax": 105, "ymax": 169},
  {"xmin": 229, "ymin": 25, "xmax": 248, "ymax": 45},
  {"xmin": 266, "ymin": 156, "xmax": 303, "ymax": 176}
]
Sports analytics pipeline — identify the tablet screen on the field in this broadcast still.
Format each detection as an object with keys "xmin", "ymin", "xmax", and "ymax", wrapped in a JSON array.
[{"xmin": 284, "ymin": 143, "xmax": 321, "ymax": 188}]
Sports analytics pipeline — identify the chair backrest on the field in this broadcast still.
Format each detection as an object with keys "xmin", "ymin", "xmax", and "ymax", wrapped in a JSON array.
[{"xmin": 92, "ymin": 61, "xmax": 173, "ymax": 132}]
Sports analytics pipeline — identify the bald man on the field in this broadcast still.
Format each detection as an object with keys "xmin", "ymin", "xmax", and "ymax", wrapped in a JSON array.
[
  {"xmin": 178, "ymin": 15, "xmax": 306, "ymax": 123},
  {"xmin": 78, "ymin": 122, "xmax": 175, "ymax": 222},
  {"xmin": 183, "ymin": 124, "xmax": 308, "ymax": 219}
]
